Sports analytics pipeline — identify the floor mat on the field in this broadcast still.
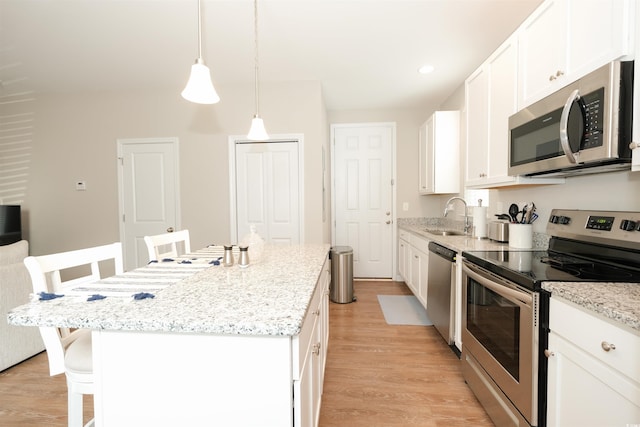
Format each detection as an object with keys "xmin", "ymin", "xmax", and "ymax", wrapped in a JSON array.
[{"xmin": 377, "ymin": 295, "xmax": 433, "ymax": 326}]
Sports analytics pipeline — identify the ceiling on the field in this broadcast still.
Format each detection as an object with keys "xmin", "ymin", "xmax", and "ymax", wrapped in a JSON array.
[{"xmin": 0, "ymin": 0, "xmax": 542, "ymax": 111}]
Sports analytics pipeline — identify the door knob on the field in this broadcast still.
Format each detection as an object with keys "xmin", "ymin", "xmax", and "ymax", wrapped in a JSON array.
[
  {"xmin": 166, "ymin": 227, "xmax": 174, "ymax": 233},
  {"xmin": 386, "ymin": 220, "xmax": 391, "ymax": 224},
  {"xmin": 386, "ymin": 211, "xmax": 391, "ymax": 216}
]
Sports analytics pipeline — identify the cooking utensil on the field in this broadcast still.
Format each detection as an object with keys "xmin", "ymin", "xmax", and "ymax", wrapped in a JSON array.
[
  {"xmin": 523, "ymin": 202, "xmax": 536, "ymax": 224},
  {"xmin": 509, "ymin": 204, "xmax": 520, "ymax": 223},
  {"xmin": 521, "ymin": 205, "xmax": 528, "ymax": 223},
  {"xmin": 495, "ymin": 214, "xmax": 511, "ymax": 221}
]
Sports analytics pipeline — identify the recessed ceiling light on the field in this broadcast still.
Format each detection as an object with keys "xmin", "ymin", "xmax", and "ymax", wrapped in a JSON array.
[{"xmin": 418, "ymin": 65, "xmax": 435, "ymax": 75}]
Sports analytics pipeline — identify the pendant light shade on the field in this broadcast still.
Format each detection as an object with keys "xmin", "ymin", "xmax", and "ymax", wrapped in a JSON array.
[
  {"xmin": 248, "ymin": 115, "xmax": 269, "ymax": 141},
  {"xmin": 182, "ymin": 59, "xmax": 220, "ymax": 104},
  {"xmin": 182, "ymin": 0, "xmax": 220, "ymax": 104},
  {"xmin": 247, "ymin": 0, "xmax": 268, "ymax": 140}
]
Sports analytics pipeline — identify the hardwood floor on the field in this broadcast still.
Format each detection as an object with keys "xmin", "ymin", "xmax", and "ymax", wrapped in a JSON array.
[
  {"xmin": 0, "ymin": 350, "xmax": 93, "ymax": 426},
  {"xmin": 0, "ymin": 280, "xmax": 491, "ymax": 426},
  {"xmin": 318, "ymin": 280, "xmax": 493, "ymax": 427}
]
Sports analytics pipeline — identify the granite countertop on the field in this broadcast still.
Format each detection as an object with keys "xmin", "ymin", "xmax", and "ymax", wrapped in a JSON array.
[
  {"xmin": 542, "ymin": 282, "xmax": 640, "ymax": 334},
  {"xmin": 398, "ymin": 220, "xmax": 513, "ymax": 252},
  {"xmin": 8, "ymin": 244, "xmax": 331, "ymax": 336}
]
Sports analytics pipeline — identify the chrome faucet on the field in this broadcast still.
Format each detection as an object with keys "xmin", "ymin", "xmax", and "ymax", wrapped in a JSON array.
[{"xmin": 444, "ymin": 197, "xmax": 470, "ymax": 235}]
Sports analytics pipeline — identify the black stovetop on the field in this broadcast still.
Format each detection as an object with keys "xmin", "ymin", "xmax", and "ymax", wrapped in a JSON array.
[{"xmin": 462, "ymin": 248, "xmax": 640, "ymax": 291}]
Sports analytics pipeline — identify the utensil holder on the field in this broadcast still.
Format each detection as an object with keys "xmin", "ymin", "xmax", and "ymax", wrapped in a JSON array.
[{"xmin": 509, "ymin": 224, "xmax": 533, "ymax": 249}]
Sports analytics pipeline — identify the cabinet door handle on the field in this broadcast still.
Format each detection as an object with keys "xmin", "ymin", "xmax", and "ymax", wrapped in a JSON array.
[
  {"xmin": 601, "ymin": 341, "xmax": 616, "ymax": 352},
  {"xmin": 544, "ymin": 349, "xmax": 555, "ymax": 358}
]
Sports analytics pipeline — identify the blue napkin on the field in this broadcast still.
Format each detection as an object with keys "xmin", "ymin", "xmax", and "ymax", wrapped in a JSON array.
[
  {"xmin": 133, "ymin": 292, "xmax": 155, "ymax": 300},
  {"xmin": 87, "ymin": 294, "xmax": 107, "ymax": 301},
  {"xmin": 39, "ymin": 292, "xmax": 64, "ymax": 301}
]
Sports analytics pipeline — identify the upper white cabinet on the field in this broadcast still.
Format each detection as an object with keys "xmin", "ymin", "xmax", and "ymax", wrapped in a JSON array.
[
  {"xmin": 465, "ymin": 37, "xmax": 563, "ymax": 188},
  {"xmin": 466, "ymin": 37, "xmax": 517, "ymax": 188},
  {"xmin": 419, "ymin": 111, "xmax": 460, "ymax": 195},
  {"xmin": 518, "ymin": 0, "xmax": 633, "ymax": 108}
]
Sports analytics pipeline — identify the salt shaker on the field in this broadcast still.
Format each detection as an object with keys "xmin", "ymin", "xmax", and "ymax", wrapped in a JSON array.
[
  {"xmin": 238, "ymin": 245, "xmax": 250, "ymax": 268},
  {"xmin": 223, "ymin": 245, "xmax": 234, "ymax": 267}
]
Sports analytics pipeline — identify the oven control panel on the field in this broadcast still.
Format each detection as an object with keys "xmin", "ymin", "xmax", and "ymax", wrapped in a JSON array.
[{"xmin": 547, "ymin": 209, "xmax": 640, "ymax": 247}]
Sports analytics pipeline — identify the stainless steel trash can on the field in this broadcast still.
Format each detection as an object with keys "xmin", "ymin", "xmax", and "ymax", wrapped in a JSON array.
[{"xmin": 330, "ymin": 246, "xmax": 354, "ymax": 303}]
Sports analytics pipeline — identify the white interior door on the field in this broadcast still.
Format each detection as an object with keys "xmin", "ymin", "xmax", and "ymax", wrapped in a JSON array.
[
  {"xmin": 231, "ymin": 139, "xmax": 302, "ymax": 244},
  {"xmin": 117, "ymin": 138, "xmax": 180, "ymax": 270},
  {"xmin": 332, "ymin": 123, "xmax": 395, "ymax": 278}
]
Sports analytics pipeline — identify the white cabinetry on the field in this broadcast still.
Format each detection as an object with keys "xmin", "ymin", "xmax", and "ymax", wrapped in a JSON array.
[
  {"xmin": 518, "ymin": 0, "xmax": 633, "ymax": 108},
  {"xmin": 465, "ymin": 36, "xmax": 563, "ymax": 188},
  {"xmin": 294, "ymin": 258, "xmax": 330, "ymax": 427},
  {"xmin": 409, "ymin": 244, "xmax": 428, "ymax": 306},
  {"xmin": 398, "ymin": 230, "xmax": 409, "ymax": 281},
  {"xmin": 419, "ymin": 111, "xmax": 459, "ymax": 194},
  {"xmin": 546, "ymin": 297, "xmax": 640, "ymax": 427},
  {"xmin": 398, "ymin": 229, "xmax": 429, "ymax": 307}
]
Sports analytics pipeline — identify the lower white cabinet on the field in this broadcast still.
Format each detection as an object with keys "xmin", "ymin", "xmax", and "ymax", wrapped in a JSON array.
[
  {"xmin": 294, "ymin": 257, "xmax": 330, "ymax": 427},
  {"xmin": 546, "ymin": 297, "xmax": 640, "ymax": 427},
  {"xmin": 398, "ymin": 230, "xmax": 409, "ymax": 282},
  {"xmin": 398, "ymin": 229, "xmax": 429, "ymax": 307}
]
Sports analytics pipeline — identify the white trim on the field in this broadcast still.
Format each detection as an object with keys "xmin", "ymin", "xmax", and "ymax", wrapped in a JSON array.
[
  {"xmin": 228, "ymin": 134, "xmax": 305, "ymax": 244},
  {"xmin": 116, "ymin": 137, "xmax": 181, "ymax": 267},
  {"xmin": 330, "ymin": 122, "xmax": 397, "ymax": 279}
]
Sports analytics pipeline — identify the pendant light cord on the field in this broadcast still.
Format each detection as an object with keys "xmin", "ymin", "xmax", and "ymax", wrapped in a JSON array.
[
  {"xmin": 197, "ymin": 0, "xmax": 203, "ymax": 60},
  {"xmin": 253, "ymin": 0, "xmax": 260, "ymax": 116}
]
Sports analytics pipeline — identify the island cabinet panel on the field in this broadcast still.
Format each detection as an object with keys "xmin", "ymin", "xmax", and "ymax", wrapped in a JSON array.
[{"xmin": 93, "ymin": 331, "xmax": 293, "ymax": 426}]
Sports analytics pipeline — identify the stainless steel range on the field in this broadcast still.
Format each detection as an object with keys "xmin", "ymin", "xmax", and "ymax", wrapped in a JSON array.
[{"xmin": 461, "ymin": 209, "xmax": 640, "ymax": 427}]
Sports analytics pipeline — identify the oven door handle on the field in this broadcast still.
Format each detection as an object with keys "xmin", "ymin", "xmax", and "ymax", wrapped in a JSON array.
[{"xmin": 463, "ymin": 263, "xmax": 533, "ymax": 305}]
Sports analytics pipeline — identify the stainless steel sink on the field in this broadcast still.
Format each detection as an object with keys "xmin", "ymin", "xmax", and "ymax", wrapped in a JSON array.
[{"xmin": 424, "ymin": 229, "xmax": 465, "ymax": 237}]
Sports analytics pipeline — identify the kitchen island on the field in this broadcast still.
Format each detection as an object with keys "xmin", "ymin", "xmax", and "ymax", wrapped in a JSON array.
[{"xmin": 9, "ymin": 244, "xmax": 331, "ymax": 427}]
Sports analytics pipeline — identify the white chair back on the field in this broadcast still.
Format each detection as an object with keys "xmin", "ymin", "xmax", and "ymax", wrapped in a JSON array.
[
  {"xmin": 143, "ymin": 229, "xmax": 191, "ymax": 262},
  {"xmin": 23, "ymin": 242, "xmax": 123, "ymax": 376}
]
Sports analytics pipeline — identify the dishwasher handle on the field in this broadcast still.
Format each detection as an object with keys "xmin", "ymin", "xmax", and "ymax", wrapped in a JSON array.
[{"xmin": 428, "ymin": 241, "xmax": 456, "ymax": 262}]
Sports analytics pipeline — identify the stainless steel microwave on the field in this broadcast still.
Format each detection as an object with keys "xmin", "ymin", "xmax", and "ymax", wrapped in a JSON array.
[{"xmin": 508, "ymin": 61, "xmax": 634, "ymax": 177}]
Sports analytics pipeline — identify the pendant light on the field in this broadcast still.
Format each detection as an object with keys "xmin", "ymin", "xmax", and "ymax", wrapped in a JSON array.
[
  {"xmin": 247, "ymin": 0, "xmax": 269, "ymax": 141},
  {"xmin": 181, "ymin": 0, "xmax": 220, "ymax": 104}
]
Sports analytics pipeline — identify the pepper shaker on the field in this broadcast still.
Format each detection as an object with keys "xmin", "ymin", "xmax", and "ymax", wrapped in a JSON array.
[
  {"xmin": 238, "ymin": 245, "xmax": 250, "ymax": 268},
  {"xmin": 223, "ymin": 245, "xmax": 234, "ymax": 267}
]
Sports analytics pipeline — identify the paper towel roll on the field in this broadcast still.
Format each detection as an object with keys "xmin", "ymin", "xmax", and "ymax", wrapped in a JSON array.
[{"xmin": 473, "ymin": 206, "xmax": 487, "ymax": 238}]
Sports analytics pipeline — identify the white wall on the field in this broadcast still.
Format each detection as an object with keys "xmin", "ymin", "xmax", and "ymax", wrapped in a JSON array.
[{"xmin": 16, "ymin": 81, "xmax": 329, "ymax": 257}]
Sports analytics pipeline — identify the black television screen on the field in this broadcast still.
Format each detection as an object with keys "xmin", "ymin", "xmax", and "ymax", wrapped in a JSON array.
[{"xmin": 0, "ymin": 205, "xmax": 22, "ymax": 245}]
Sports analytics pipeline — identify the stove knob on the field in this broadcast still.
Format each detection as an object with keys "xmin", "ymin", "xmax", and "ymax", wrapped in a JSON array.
[
  {"xmin": 559, "ymin": 216, "xmax": 571, "ymax": 225},
  {"xmin": 621, "ymin": 219, "xmax": 637, "ymax": 231},
  {"xmin": 549, "ymin": 215, "xmax": 558, "ymax": 224}
]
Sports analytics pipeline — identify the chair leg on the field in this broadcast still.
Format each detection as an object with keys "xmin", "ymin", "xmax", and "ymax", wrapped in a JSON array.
[{"xmin": 67, "ymin": 380, "xmax": 84, "ymax": 427}]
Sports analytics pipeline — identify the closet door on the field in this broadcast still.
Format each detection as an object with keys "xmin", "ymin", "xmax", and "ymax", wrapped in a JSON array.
[{"xmin": 234, "ymin": 140, "xmax": 300, "ymax": 245}]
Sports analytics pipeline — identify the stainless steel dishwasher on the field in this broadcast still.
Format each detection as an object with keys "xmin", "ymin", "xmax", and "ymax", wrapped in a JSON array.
[{"xmin": 427, "ymin": 241, "xmax": 456, "ymax": 345}]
